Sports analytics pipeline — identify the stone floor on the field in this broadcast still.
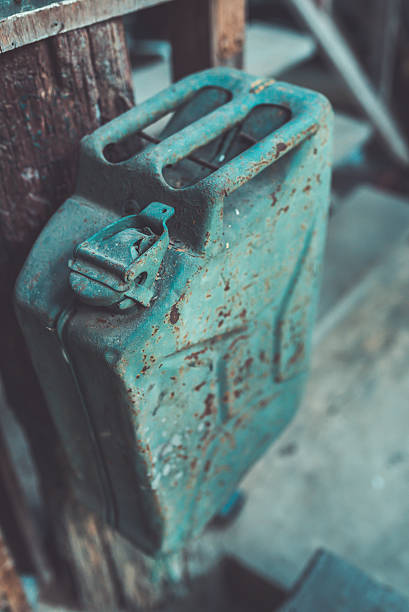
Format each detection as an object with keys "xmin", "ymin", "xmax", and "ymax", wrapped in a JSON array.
[{"xmin": 222, "ymin": 224, "xmax": 409, "ymax": 599}]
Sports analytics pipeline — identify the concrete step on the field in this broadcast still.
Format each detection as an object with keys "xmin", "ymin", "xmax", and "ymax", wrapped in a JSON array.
[
  {"xmin": 245, "ymin": 21, "xmax": 316, "ymax": 77},
  {"xmin": 318, "ymin": 185, "xmax": 409, "ymax": 321},
  {"xmin": 222, "ymin": 225, "xmax": 409, "ymax": 599}
]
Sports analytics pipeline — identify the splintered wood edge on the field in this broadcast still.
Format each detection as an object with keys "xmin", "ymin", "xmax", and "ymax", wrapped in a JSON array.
[{"xmin": 0, "ymin": 0, "xmax": 170, "ymax": 54}]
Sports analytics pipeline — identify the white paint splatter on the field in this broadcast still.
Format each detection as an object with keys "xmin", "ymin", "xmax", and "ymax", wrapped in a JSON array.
[{"xmin": 171, "ymin": 434, "xmax": 182, "ymax": 446}]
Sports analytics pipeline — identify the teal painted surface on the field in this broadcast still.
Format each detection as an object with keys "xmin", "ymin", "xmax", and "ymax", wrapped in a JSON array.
[
  {"xmin": 69, "ymin": 202, "xmax": 175, "ymax": 309},
  {"xmin": 15, "ymin": 68, "xmax": 332, "ymax": 554}
]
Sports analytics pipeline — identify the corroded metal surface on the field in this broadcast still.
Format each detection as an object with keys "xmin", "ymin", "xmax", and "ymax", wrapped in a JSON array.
[{"xmin": 15, "ymin": 68, "xmax": 332, "ymax": 554}]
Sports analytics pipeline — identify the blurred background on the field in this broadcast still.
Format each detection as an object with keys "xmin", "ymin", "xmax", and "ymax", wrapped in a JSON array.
[
  {"xmin": 124, "ymin": 0, "xmax": 409, "ymax": 599},
  {"xmin": 1, "ymin": 0, "xmax": 408, "ymax": 609}
]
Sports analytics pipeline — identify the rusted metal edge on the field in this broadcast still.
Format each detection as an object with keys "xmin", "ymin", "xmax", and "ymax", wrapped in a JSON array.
[{"xmin": 0, "ymin": 0, "xmax": 170, "ymax": 54}]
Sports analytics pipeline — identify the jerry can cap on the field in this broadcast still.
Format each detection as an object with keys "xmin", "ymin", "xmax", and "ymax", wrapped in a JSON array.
[{"xmin": 68, "ymin": 202, "xmax": 174, "ymax": 309}]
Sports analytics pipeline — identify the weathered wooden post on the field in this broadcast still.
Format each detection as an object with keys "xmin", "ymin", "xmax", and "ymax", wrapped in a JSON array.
[
  {"xmin": 0, "ymin": 2, "xmax": 246, "ymax": 609},
  {"xmin": 170, "ymin": 0, "xmax": 246, "ymax": 80}
]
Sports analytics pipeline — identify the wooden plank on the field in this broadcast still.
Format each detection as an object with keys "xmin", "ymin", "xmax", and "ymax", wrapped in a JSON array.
[
  {"xmin": 0, "ymin": 17, "xmax": 192, "ymax": 610},
  {"xmin": 60, "ymin": 499, "xmax": 184, "ymax": 610},
  {"xmin": 0, "ymin": 17, "xmax": 135, "ymax": 509},
  {"xmin": 170, "ymin": 0, "xmax": 246, "ymax": 81},
  {"xmin": 0, "ymin": 528, "xmax": 31, "ymax": 612},
  {"xmin": 368, "ymin": 0, "xmax": 400, "ymax": 102},
  {"xmin": 289, "ymin": 0, "xmax": 409, "ymax": 164},
  {"xmin": 210, "ymin": 0, "xmax": 246, "ymax": 67},
  {"xmin": 0, "ymin": 16, "xmax": 140, "ymax": 608},
  {"xmin": 0, "ymin": 410, "xmax": 51, "ymax": 586},
  {"xmin": 0, "ymin": 0, "xmax": 170, "ymax": 54}
]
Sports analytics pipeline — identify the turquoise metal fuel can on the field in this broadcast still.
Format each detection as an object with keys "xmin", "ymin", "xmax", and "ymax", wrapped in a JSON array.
[{"xmin": 15, "ymin": 68, "xmax": 332, "ymax": 554}]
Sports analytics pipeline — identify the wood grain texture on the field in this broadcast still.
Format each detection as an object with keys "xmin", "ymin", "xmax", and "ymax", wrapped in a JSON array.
[
  {"xmin": 170, "ymin": 0, "xmax": 245, "ymax": 81},
  {"xmin": 0, "ymin": 17, "xmax": 135, "ymax": 599},
  {"xmin": 0, "ymin": 413, "xmax": 51, "ymax": 585},
  {"xmin": 0, "ymin": 16, "xmax": 133, "ymax": 444},
  {"xmin": 0, "ymin": 528, "xmax": 31, "ymax": 612},
  {"xmin": 61, "ymin": 499, "xmax": 182, "ymax": 610},
  {"xmin": 0, "ymin": 18, "xmax": 192, "ymax": 610},
  {"xmin": 0, "ymin": 0, "xmax": 170, "ymax": 54},
  {"xmin": 210, "ymin": 0, "xmax": 245, "ymax": 66}
]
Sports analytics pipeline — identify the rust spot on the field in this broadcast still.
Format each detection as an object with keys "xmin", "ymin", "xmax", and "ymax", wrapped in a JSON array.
[
  {"xmin": 224, "ymin": 279, "xmax": 230, "ymax": 291},
  {"xmin": 204, "ymin": 460, "xmax": 211, "ymax": 473},
  {"xmin": 194, "ymin": 381, "xmax": 206, "ymax": 392},
  {"xmin": 191, "ymin": 458, "xmax": 198, "ymax": 470},
  {"xmin": 239, "ymin": 308, "xmax": 247, "ymax": 320},
  {"xmin": 271, "ymin": 192, "xmax": 278, "ymax": 207},
  {"xmin": 289, "ymin": 342, "xmax": 304, "ymax": 365},
  {"xmin": 259, "ymin": 350, "xmax": 267, "ymax": 363},
  {"xmin": 202, "ymin": 393, "xmax": 215, "ymax": 418},
  {"xmin": 275, "ymin": 142, "xmax": 287, "ymax": 157},
  {"xmin": 169, "ymin": 304, "xmax": 180, "ymax": 324},
  {"xmin": 228, "ymin": 334, "xmax": 249, "ymax": 351},
  {"xmin": 303, "ymin": 185, "xmax": 311, "ymax": 193},
  {"xmin": 185, "ymin": 347, "xmax": 208, "ymax": 362},
  {"xmin": 244, "ymin": 357, "xmax": 253, "ymax": 369},
  {"xmin": 234, "ymin": 416, "xmax": 244, "ymax": 429}
]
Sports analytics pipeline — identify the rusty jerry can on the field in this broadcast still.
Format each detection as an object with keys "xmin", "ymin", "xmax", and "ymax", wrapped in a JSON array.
[{"xmin": 15, "ymin": 68, "xmax": 332, "ymax": 555}]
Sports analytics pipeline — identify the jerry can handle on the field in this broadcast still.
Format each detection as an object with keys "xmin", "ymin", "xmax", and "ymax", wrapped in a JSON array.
[
  {"xmin": 133, "ymin": 82, "xmax": 323, "ymax": 193},
  {"xmin": 81, "ymin": 68, "xmax": 330, "ymax": 252},
  {"xmin": 83, "ymin": 68, "xmax": 328, "ymax": 195},
  {"xmin": 82, "ymin": 68, "xmax": 251, "ymax": 159}
]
